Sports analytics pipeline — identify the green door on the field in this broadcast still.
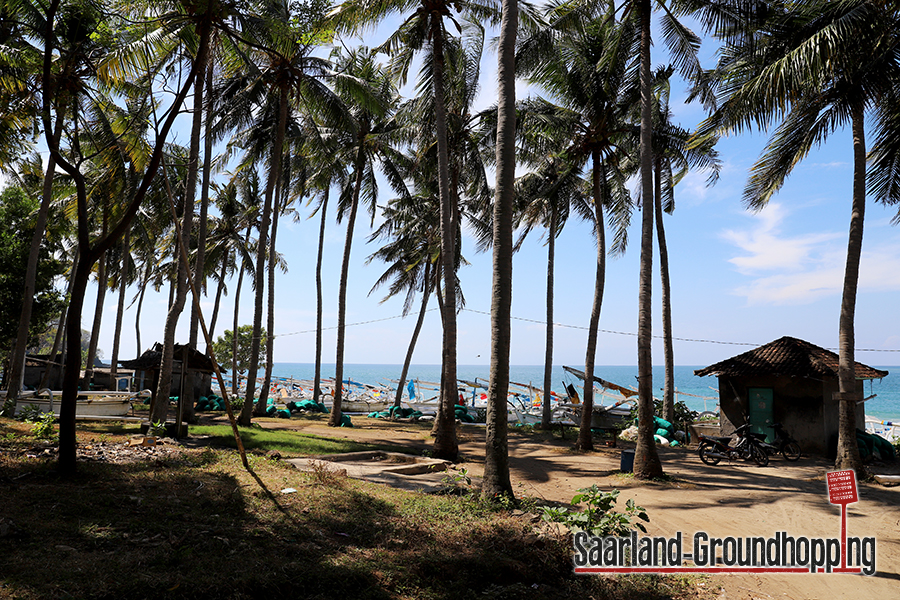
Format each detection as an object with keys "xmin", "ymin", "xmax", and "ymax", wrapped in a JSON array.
[{"xmin": 748, "ymin": 388, "xmax": 774, "ymax": 441}]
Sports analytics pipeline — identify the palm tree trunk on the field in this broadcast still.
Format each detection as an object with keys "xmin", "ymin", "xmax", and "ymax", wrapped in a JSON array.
[
  {"xmin": 482, "ymin": 0, "xmax": 517, "ymax": 499},
  {"xmin": 208, "ymin": 250, "xmax": 228, "ymax": 345},
  {"xmin": 261, "ymin": 168, "xmax": 284, "ymax": 411},
  {"xmin": 330, "ymin": 146, "xmax": 366, "ymax": 427},
  {"xmin": 430, "ymin": 19, "xmax": 459, "ymax": 461},
  {"xmin": 152, "ymin": 38, "xmax": 209, "ymax": 425},
  {"xmin": 110, "ymin": 230, "xmax": 131, "ymax": 383},
  {"xmin": 83, "ymin": 250, "xmax": 108, "ymax": 391},
  {"xmin": 59, "ymin": 257, "xmax": 94, "ymax": 473},
  {"xmin": 184, "ymin": 60, "xmax": 216, "ymax": 423},
  {"xmin": 244, "ymin": 86, "xmax": 288, "ymax": 424},
  {"xmin": 634, "ymin": 0, "xmax": 663, "ymax": 479},
  {"xmin": 3, "ymin": 117, "xmax": 63, "ymax": 413},
  {"xmin": 135, "ymin": 258, "xmax": 152, "ymax": 357},
  {"xmin": 835, "ymin": 102, "xmax": 867, "ymax": 476},
  {"xmin": 232, "ymin": 241, "xmax": 247, "ymax": 398},
  {"xmin": 313, "ymin": 190, "xmax": 329, "ymax": 406},
  {"xmin": 39, "ymin": 247, "xmax": 78, "ymax": 390},
  {"xmin": 654, "ymin": 159, "xmax": 675, "ymax": 424},
  {"xmin": 394, "ymin": 262, "xmax": 432, "ymax": 409},
  {"xmin": 577, "ymin": 155, "xmax": 607, "ymax": 451},
  {"xmin": 540, "ymin": 202, "xmax": 557, "ymax": 429}
]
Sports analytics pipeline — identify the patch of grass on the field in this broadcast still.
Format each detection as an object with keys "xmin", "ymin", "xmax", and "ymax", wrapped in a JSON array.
[
  {"xmin": 0, "ymin": 418, "xmax": 717, "ymax": 600},
  {"xmin": 189, "ymin": 424, "xmax": 412, "ymax": 456}
]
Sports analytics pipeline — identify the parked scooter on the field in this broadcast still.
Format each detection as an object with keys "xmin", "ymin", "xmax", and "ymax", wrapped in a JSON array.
[
  {"xmin": 697, "ymin": 422, "xmax": 769, "ymax": 467},
  {"xmin": 751, "ymin": 422, "xmax": 802, "ymax": 461}
]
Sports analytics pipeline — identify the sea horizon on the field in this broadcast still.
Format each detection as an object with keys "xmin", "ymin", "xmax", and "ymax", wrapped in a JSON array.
[{"xmin": 264, "ymin": 362, "xmax": 900, "ymax": 421}]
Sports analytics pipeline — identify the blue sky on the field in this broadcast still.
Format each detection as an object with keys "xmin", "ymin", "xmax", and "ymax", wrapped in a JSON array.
[{"xmin": 75, "ymin": 15, "xmax": 899, "ymax": 369}]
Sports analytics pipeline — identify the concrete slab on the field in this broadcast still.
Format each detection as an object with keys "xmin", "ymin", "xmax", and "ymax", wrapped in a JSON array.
[{"xmin": 286, "ymin": 451, "xmax": 468, "ymax": 493}]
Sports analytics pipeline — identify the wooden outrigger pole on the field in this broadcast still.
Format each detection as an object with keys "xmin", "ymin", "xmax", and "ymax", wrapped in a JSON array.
[{"xmin": 163, "ymin": 163, "xmax": 249, "ymax": 470}]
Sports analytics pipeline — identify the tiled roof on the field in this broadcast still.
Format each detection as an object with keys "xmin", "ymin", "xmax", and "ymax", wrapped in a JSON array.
[
  {"xmin": 119, "ymin": 343, "xmax": 217, "ymax": 373},
  {"xmin": 694, "ymin": 336, "xmax": 889, "ymax": 380}
]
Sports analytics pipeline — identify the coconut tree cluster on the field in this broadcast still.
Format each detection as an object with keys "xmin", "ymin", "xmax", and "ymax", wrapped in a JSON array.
[{"xmin": 1, "ymin": 0, "xmax": 897, "ymax": 487}]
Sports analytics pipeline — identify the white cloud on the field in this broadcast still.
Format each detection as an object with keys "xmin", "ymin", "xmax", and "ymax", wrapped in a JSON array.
[
  {"xmin": 722, "ymin": 204, "xmax": 900, "ymax": 304},
  {"xmin": 721, "ymin": 203, "xmax": 842, "ymax": 273}
]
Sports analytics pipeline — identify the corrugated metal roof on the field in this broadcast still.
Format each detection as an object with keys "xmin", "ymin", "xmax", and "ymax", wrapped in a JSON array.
[{"xmin": 694, "ymin": 336, "xmax": 889, "ymax": 380}]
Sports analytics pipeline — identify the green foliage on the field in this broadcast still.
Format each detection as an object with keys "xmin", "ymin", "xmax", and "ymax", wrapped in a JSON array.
[
  {"xmin": 625, "ymin": 399, "xmax": 698, "ymax": 432},
  {"xmin": 30, "ymin": 412, "xmax": 56, "ymax": 440},
  {"xmin": 18, "ymin": 406, "xmax": 57, "ymax": 439},
  {"xmin": 0, "ymin": 185, "xmax": 65, "ymax": 367},
  {"xmin": 212, "ymin": 325, "xmax": 266, "ymax": 375},
  {"xmin": 17, "ymin": 404, "xmax": 44, "ymax": 423},
  {"xmin": 542, "ymin": 486, "xmax": 649, "ymax": 537}
]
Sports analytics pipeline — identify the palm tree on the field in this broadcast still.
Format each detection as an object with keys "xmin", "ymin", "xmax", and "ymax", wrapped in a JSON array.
[
  {"xmin": 645, "ymin": 66, "xmax": 719, "ymax": 422},
  {"xmin": 613, "ymin": 0, "xmax": 715, "ymax": 479},
  {"xmin": 214, "ymin": 0, "xmax": 340, "ymax": 425},
  {"xmin": 696, "ymin": 1, "xmax": 900, "ymax": 475},
  {"xmin": 42, "ymin": 0, "xmax": 236, "ymax": 474},
  {"xmin": 329, "ymin": 0, "xmax": 499, "ymax": 459},
  {"xmin": 367, "ymin": 176, "xmax": 442, "ymax": 411},
  {"xmin": 482, "ymin": 0, "xmax": 517, "ymax": 499},
  {"xmin": 515, "ymin": 3, "xmax": 638, "ymax": 450},
  {"xmin": 395, "ymin": 21, "xmax": 490, "ymax": 441},
  {"xmin": 513, "ymin": 155, "xmax": 588, "ymax": 428},
  {"xmin": 319, "ymin": 47, "xmax": 403, "ymax": 427}
]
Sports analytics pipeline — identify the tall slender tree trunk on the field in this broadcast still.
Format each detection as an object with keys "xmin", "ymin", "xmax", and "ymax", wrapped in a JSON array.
[
  {"xmin": 244, "ymin": 86, "xmax": 288, "ymax": 425},
  {"xmin": 152, "ymin": 38, "xmax": 209, "ymax": 425},
  {"xmin": 184, "ymin": 60, "xmax": 216, "ymax": 423},
  {"xmin": 577, "ymin": 156, "xmax": 607, "ymax": 451},
  {"xmin": 110, "ymin": 230, "xmax": 131, "ymax": 384},
  {"xmin": 3, "ymin": 117, "xmax": 64, "ymax": 414},
  {"xmin": 208, "ymin": 250, "xmax": 228, "ymax": 345},
  {"xmin": 430, "ymin": 21, "xmax": 459, "ymax": 460},
  {"xmin": 634, "ymin": 0, "xmax": 663, "ymax": 479},
  {"xmin": 232, "ymin": 240, "xmax": 247, "ymax": 398},
  {"xmin": 654, "ymin": 159, "xmax": 675, "ymax": 424},
  {"xmin": 39, "ymin": 247, "xmax": 78, "ymax": 390},
  {"xmin": 540, "ymin": 203, "xmax": 557, "ymax": 428},
  {"xmin": 394, "ymin": 262, "xmax": 432, "ymax": 409},
  {"xmin": 135, "ymin": 258, "xmax": 152, "ymax": 357},
  {"xmin": 83, "ymin": 249, "xmax": 108, "ymax": 391},
  {"xmin": 49, "ymin": 12, "xmax": 210, "ymax": 475},
  {"xmin": 59, "ymin": 258, "xmax": 93, "ymax": 473},
  {"xmin": 483, "ymin": 0, "xmax": 517, "ymax": 499},
  {"xmin": 261, "ymin": 170, "xmax": 284, "ymax": 411},
  {"xmin": 330, "ymin": 146, "xmax": 366, "ymax": 427},
  {"xmin": 313, "ymin": 190, "xmax": 329, "ymax": 405},
  {"xmin": 835, "ymin": 103, "xmax": 867, "ymax": 476}
]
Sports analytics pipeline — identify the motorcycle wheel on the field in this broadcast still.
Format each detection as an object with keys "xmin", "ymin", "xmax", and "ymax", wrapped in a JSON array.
[
  {"xmin": 698, "ymin": 443, "xmax": 721, "ymax": 465},
  {"xmin": 782, "ymin": 442, "xmax": 801, "ymax": 462},
  {"xmin": 750, "ymin": 443, "xmax": 769, "ymax": 467}
]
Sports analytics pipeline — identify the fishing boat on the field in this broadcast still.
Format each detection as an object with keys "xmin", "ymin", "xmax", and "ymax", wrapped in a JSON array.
[
  {"xmin": 559, "ymin": 366, "xmax": 637, "ymax": 428},
  {"xmin": 11, "ymin": 388, "xmax": 151, "ymax": 419},
  {"xmin": 865, "ymin": 416, "xmax": 900, "ymax": 442}
]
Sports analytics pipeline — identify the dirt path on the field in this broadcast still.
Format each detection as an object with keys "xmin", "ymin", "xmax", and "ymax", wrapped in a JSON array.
[{"xmin": 234, "ymin": 417, "xmax": 900, "ymax": 600}]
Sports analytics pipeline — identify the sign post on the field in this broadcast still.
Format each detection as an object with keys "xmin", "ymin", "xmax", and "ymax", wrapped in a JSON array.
[{"xmin": 826, "ymin": 469, "xmax": 858, "ymax": 570}]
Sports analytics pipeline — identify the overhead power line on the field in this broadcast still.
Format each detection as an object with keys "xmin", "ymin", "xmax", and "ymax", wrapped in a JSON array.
[{"xmin": 269, "ymin": 307, "xmax": 899, "ymax": 352}]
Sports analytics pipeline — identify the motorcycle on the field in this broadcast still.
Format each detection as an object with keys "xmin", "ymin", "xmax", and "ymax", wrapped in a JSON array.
[
  {"xmin": 750, "ymin": 422, "xmax": 802, "ymax": 461},
  {"xmin": 697, "ymin": 422, "xmax": 769, "ymax": 467}
]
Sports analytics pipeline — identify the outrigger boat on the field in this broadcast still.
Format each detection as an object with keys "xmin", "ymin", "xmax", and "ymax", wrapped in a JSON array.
[
  {"xmin": 559, "ymin": 366, "xmax": 637, "ymax": 428},
  {"xmin": 8, "ymin": 388, "xmax": 151, "ymax": 419}
]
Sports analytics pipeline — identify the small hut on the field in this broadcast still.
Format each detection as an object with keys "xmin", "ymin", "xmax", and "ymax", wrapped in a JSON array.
[
  {"xmin": 119, "ymin": 343, "xmax": 216, "ymax": 405},
  {"xmin": 694, "ymin": 336, "xmax": 888, "ymax": 455}
]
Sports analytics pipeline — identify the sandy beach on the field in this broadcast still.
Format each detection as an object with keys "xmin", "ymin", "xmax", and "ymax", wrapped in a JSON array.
[{"xmin": 240, "ymin": 416, "xmax": 900, "ymax": 600}]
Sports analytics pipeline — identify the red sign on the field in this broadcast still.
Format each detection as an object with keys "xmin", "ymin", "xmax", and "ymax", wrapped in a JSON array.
[{"xmin": 826, "ymin": 470, "xmax": 858, "ymax": 505}]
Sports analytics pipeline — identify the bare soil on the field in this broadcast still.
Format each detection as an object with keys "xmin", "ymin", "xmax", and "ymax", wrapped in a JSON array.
[{"xmin": 244, "ymin": 415, "xmax": 900, "ymax": 600}]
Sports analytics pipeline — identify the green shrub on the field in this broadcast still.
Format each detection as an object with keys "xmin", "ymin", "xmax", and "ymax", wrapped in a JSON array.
[{"xmin": 541, "ymin": 486, "xmax": 649, "ymax": 537}]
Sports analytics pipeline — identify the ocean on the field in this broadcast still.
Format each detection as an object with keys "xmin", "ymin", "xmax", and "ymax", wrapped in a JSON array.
[{"xmin": 267, "ymin": 363, "xmax": 900, "ymax": 421}]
